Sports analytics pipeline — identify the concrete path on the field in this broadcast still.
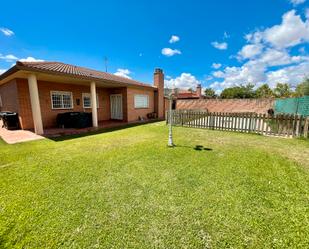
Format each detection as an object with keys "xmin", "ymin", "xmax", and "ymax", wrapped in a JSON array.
[{"xmin": 0, "ymin": 121, "xmax": 44, "ymax": 144}]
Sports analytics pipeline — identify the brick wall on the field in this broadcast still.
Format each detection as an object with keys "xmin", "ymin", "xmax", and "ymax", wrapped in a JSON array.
[
  {"xmin": 0, "ymin": 79, "xmax": 19, "ymax": 113},
  {"xmin": 175, "ymin": 98, "xmax": 275, "ymax": 114},
  {"xmin": 16, "ymin": 79, "xmax": 114, "ymax": 129},
  {"xmin": 14, "ymin": 79, "xmax": 157, "ymax": 129},
  {"xmin": 126, "ymin": 87, "xmax": 155, "ymax": 122},
  {"xmin": 16, "ymin": 79, "xmax": 34, "ymax": 129}
]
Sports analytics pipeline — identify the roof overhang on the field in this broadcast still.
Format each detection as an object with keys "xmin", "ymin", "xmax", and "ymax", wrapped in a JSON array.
[{"xmin": 0, "ymin": 64, "xmax": 157, "ymax": 90}]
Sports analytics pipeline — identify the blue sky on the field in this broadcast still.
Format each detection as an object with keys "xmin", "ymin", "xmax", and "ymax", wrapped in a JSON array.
[{"xmin": 1, "ymin": 0, "xmax": 309, "ymax": 92}]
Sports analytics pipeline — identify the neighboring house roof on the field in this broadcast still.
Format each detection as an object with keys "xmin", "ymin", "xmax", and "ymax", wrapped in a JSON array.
[
  {"xmin": 0, "ymin": 61, "xmax": 154, "ymax": 89},
  {"xmin": 164, "ymin": 88, "xmax": 202, "ymax": 99},
  {"xmin": 176, "ymin": 90, "xmax": 200, "ymax": 99}
]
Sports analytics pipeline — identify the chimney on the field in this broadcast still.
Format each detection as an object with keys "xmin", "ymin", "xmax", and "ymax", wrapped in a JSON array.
[
  {"xmin": 154, "ymin": 68, "xmax": 164, "ymax": 119},
  {"xmin": 196, "ymin": 84, "xmax": 202, "ymax": 98}
]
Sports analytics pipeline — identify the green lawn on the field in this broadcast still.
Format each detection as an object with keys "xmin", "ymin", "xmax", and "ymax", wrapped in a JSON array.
[{"xmin": 0, "ymin": 122, "xmax": 308, "ymax": 248}]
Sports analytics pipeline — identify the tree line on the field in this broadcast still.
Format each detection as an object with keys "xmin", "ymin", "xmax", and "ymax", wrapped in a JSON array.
[{"xmin": 204, "ymin": 79, "xmax": 309, "ymax": 99}]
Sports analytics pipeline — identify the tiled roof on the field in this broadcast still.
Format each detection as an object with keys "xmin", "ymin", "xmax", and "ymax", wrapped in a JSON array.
[
  {"xmin": 1, "ymin": 61, "xmax": 154, "ymax": 88},
  {"xmin": 176, "ymin": 90, "xmax": 200, "ymax": 99}
]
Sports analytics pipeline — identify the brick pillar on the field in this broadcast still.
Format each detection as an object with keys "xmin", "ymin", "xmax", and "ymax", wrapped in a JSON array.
[{"xmin": 154, "ymin": 68, "xmax": 164, "ymax": 119}]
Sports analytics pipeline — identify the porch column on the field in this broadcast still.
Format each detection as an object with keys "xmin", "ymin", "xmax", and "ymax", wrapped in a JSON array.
[
  {"xmin": 90, "ymin": 81, "xmax": 98, "ymax": 127},
  {"xmin": 27, "ymin": 74, "xmax": 44, "ymax": 135}
]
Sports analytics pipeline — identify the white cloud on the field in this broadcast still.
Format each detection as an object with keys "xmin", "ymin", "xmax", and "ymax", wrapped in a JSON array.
[
  {"xmin": 212, "ymin": 70, "xmax": 225, "ymax": 78},
  {"xmin": 205, "ymin": 75, "xmax": 213, "ymax": 81},
  {"xmin": 0, "ymin": 69, "xmax": 6, "ymax": 75},
  {"xmin": 210, "ymin": 9, "xmax": 309, "ymax": 92},
  {"xmin": 0, "ymin": 54, "xmax": 44, "ymax": 64},
  {"xmin": 211, "ymin": 41, "xmax": 228, "ymax": 50},
  {"xmin": 259, "ymin": 48, "xmax": 306, "ymax": 66},
  {"xmin": 245, "ymin": 31, "xmax": 263, "ymax": 44},
  {"xmin": 212, "ymin": 63, "xmax": 222, "ymax": 69},
  {"xmin": 0, "ymin": 27, "xmax": 14, "ymax": 36},
  {"xmin": 0, "ymin": 54, "xmax": 18, "ymax": 62},
  {"xmin": 289, "ymin": 0, "xmax": 306, "ymax": 6},
  {"xmin": 238, "ymin": 44, "xmax": 263, "ymax": 59},
  {"xmin": 266, "ymin": 62, "xmax": 309, "ymax": 87},
  {"xmin": 169, "ymin": 35, "xmax": 180, "ymax": 43},
  {"xmin": 224, "ymin": 32, "xmax": 230, "ymax": 39},
  {"xmin": 19, "ymin": 57, "xmax": 44, "ymax": 62},
  {"xmin": 247, "ymin": 10, "xmax": 309, "ymax": 49},
  {"xmin": 161, "ymin": 48, "xmax": 181, "ymax": 57},
  {"xmin": 165, "ymin": 73, "xmax": 200, "ymax": 89},
  {"xmin": 212, "ymin": 61, "xmax": 266, "ymax": 89},
  {"xmin": 114, "ymin": 68, "xmax": 131, "ymax": 79},
  {"xmin": 211, "ymin": 52, "xmax": 309, "ymax": 91}
]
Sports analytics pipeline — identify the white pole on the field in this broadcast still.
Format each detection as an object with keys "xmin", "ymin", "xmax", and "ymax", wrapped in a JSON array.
[
  {"xmin": 90, "ymin": 81, "xmax": 98, "ymax": 127},
  {"xmin": 28, "ymin": 74, "xmax": 44, "ymax": 135},
  {"xmin": 168, "ymin": 93, "xmax": 174, "ymax": 147}
]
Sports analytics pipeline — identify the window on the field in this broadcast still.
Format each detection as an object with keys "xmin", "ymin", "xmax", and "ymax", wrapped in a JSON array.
[
  {"xmin": 51, "ymin": 91, "xmax": 73, "ymax": 109},
  {"xmin": 134, "ymin": 94, "xmax": 149, "ymax": 108},
  {"xmin": 82, "ymin": 93, "xmax": 99, "ymax": 108}
]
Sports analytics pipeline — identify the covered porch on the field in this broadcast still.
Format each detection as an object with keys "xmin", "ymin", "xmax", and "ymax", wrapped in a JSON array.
[
  {"xmin": 27, "ymin": 73, "xmax": 128, "ymax": 135},
  {"xmin": 6, "ymin": 70, "xmax": 130, "ymax": 134}
]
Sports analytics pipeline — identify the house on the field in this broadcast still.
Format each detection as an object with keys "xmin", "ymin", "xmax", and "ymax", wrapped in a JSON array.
[
  {"xmin": 0, "ymin": 61, "xmax": 164, "ymax": 134},
  {"xmin": 164, "ymin": 84, "xmax": 203, "ymax": 110},
  {"xmin": 164, "ymin": 84, "xmax": 203, "ymax": 100},
  {"xmin": 175, "ymin": 84, "xmax": 203, "ymax": 100}
]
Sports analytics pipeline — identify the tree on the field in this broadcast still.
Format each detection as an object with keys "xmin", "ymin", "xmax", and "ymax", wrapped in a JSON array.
[
  {"xmin": 255, "ymin": 84, "xmax": 274, "ymax": 98},
  {"xmin": 220, "ymin": 84, "xmax": 256, "ymax": 99},
  {"xmin": 204, "ymin": 88, "xmax": 216, "ymax": 98},
  {"xmin": 294, "ymin": 79, "xmax": 309, "ymax": 97},
  {"xmin": 273, "ymin": 83, "xmax": 292, "ymax": 98}
]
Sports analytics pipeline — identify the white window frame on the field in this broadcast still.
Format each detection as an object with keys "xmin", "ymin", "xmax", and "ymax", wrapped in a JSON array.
[
  {"xmin": 82, "ymin": 93, "xmax": 99, "ymax": 108},
  {"xmin": 50, "ymin": 91, "xmax": 73, "ymax": 110},
  {"xmin": 134, "ymin": 94, "xmax": 149, "ymax": 109}
]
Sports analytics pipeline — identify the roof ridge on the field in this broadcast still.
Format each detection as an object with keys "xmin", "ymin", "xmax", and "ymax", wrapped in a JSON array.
[
  {"xmin": 12, "ymin": 60, "xmax": 154, "ymax": 88},
  {"xmin": 17, "ymin": 61, "xmax": 58, "ymax": 66}
]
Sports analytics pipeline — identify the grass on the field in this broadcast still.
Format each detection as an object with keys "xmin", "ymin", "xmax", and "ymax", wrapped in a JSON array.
[{"xmin": 0, "ymin": 122, "xmax": 308, "ymax": 248}]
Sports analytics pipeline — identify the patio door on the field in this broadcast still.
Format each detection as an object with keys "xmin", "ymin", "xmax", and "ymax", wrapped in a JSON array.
[{"xmin": 110, "ymin": 94, "xmax": 123, "ymax": 120}]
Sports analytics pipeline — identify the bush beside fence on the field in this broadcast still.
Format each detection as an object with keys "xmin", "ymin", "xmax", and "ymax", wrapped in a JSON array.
[{"xmin": 167, "ymin": 110, "xmax": 309, "ymax": 138}]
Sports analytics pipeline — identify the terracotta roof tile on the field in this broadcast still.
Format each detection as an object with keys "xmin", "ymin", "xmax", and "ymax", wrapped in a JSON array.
[
  {"xmin": 11, "ymin": 61, "xmax": 154, "ymax": 88},
  {"xmin": 176, "ymin": 91, "xmax": 200, "ymax": 99}
]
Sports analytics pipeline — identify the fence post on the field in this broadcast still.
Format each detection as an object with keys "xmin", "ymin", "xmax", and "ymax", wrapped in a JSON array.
[
  {"xmin": 298, "ymin": 115, "xmax": 303, "ymax": 137},
  {"xmin": 248, "ymin": 113, "xmax": 252, "ymax": 133},
  {"xmin": 304, "ymin": 117, "xmax": 309, "ymax": 138}
]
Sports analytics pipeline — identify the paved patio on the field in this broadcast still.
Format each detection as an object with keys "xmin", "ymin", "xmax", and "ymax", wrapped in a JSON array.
[
  {"xmin": 43, "ymin": 120, "xmax": 128, "ymax": 137},
  {"xmin": 0, "ymin": 121, "xmax": 44, "ymax": 144},
  {"xmin": 0, "ymin": 120, "xmax": 151, "ymax": 144}
]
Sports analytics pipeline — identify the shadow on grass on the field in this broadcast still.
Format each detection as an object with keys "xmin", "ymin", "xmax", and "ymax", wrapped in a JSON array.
[
  {"xmin": 194, "ymin": 145, "xmax": 213, "ymax": 151},
  {"xmin": 47, "ymin": 120, "xmax": 162, "ymax": 142},
  {"xmin": 172, "ymin": 144, "xmax": 213, "ymax": 151}
]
